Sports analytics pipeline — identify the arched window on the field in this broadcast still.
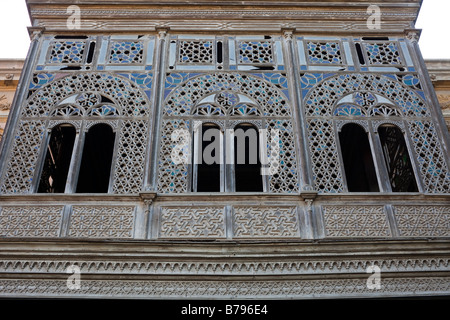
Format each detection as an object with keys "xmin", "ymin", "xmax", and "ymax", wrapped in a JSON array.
[
  {"xmin": 234, "ymin": 123, "xmax": 263, "ymax": 192},
  {"xmin": 339, "ymin": 123, "xmax": 379, "ymax": 192},
  {"xmin": 193, "ymin": 123, "xmax": 222, "ymax": 192},
  {"xmin": 38, "ymin": 124, "xmax": 76, "ymax": 193},
  {"xmin": 76, "ymin": 123, "xmax": 115, "ymax": 193},
  {"xmin": 378, "ymin": 125, "xmax": 418, "ymax": 192}
]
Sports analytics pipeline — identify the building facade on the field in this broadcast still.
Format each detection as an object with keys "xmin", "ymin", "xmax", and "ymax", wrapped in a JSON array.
[{"xmin": 0, "ymin": 0, "xmax": 449, "ymax": 299}]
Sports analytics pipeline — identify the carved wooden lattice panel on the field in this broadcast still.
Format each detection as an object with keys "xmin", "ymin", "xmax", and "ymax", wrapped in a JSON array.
[
  {"xmin": 233, "ymin": 206, "xmax": 300, "ymax": 238},
  {"xmin": 407, "ymin": 121, "xmax": 450, "ymax": 194},
  {"xmin": 159, "ymin": 206, "xmax": 226, "ymax": 238},
  {"xmin": 322, "ymin": 205, "xmax": 391, "ymax": 238},
  {"xmin": 394, "ymin": 205, "xmax": 450, "ymax": 237},
  {"xmin": 157, "ymin": 119, "xmax": 191, "ymax": 194},
  {"xmin": 306, "ymin": 119, "xmax": 344, "ymax": 193},
  {"xmin": 0, "ymin": 206, "xmax": 63, "ymax": 237},
  {"xmin": 0, "ymin": 120, "xmax": 46, "ymax": 194},
  {"xmin": 69, "ymin": 206, "xmax": 135, "ymax": 239},
  {"xmin": 112, "ymin": 120, "xmax": 149, "ymax": 194}
]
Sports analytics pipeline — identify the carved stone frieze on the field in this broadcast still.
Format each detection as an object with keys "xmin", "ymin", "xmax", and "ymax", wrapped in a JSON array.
[
  {"xmin": 1, "ymin": 257, "xmax": 449, "ymax": 276},
  {"xmin": 0, "ymin": 206, "xmax": 64, "ymax": 238},
  {"xmin": 322, "ymin": 205, "xmax": 391, "ymax": 238},
  {"xmin": 233, "ymin": 206, "xmax": 300, "ymax": 238},
  {"xmin": 159, "ymin": 206, "xmax": 226, "ymax": 238},
  {"xmin": 68, "ymin": 206, "xmax": 135, "ymax": 239},
  {"xmin": 394, "ymin": 205, "xmax": 450, "ymax": 238},
  {"xmin": 0, "ymin": 277, "xmax": 448, "ymax": 299}
]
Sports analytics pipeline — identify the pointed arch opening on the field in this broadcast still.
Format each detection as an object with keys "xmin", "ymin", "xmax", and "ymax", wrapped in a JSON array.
[
  {"xmin": 76, "ymin": 123, "xmax": 116, "ymax": 193},
  {"xmin": 193, "ymin": 123, "xmax": 222, "ymax": 192},
  {"xmin": 38, "ymin": 124, "xmax": 76, "ymax": 193},
  {"xmin": 234, "ymin": 123, "xmax": 263, "ymax": 192},
  {"xmin": 378, "ymin": 124, "xmax": 418, "ymax": 192},
  {"xmin": 339, "ymin": 123, "xmax": 379, "ymax": 192}
]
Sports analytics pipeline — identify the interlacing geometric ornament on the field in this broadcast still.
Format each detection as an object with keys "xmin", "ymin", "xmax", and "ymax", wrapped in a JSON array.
[
  {"xmin": 0, "ymin": 206, "xmax": 64, "ymax": 237},
  {"xmin": 303, "ymin": 72, "xmax": 450, "ymax": 194},
  {"xmin": 69, "ymin": 206, "xmax": 135, "ymax": 239},
  {"xmin": 238, "ymin": 40, "xmax": 274, "ymax": 64},
  {"xmin": 23, "ymin": 73, "xmax": 150, "ymax": 118},
  {"xmin": 322, "ymin": 205, "xmax": 391, "ymax": 238},
  {"xmin": 159, "ymin": 206, "xmax": 226, "ymax": 238},
  {"xmin": 108, "ymin": 41, "xmax": 144, "ymax": 64},
  {"xmin": 233, "ymin": 206, "xmax": 300, "ymax": 238},
  {"xmin": 407, "ymin": 121, "xmax": 450, "ymax": 193},
  {"xmin": 47, "ymin": 40, "xmax": 86, "ymax": 64},
  {"xmin": 158, "ymin": 72, "xmax": 299, "ymax": 193},
  {"xmin": 306, "ymin": 41, "xmax": 343, "ymax": 65},
  {"xmin": 0, "ymin": 120, "xmax": 46, "ymax": 194},
  {"xmin": 178, "ymin": 40, "xmax": 214, "ymax": 64},
  {"xmin": 0, "ymin": 73, "xmax": 151, "ymax": 194},
  {"xmin": 363, "ymin": 42, "xmax": 403, "ymax": 65},
  {"xmin": 393, "ymin": 205, "xmax": 450, "ymax": 237}
]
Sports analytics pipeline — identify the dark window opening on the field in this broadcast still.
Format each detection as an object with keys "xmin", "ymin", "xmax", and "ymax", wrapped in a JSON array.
[
  {"xmin": 217, "ymin": 41, "xmax": 223, "ymax": 64},
  {"xmin": 60, "ymin": 66, "xmax": 82, "ymax": 71},
  {"xmin": 195, "ymin": 123, "xmax": 221, "ymax": 192},
  {"xmin": 378, "ymin": 125, "xmax": 418, "ymax": 192},
  {"xmin": 234, "ymin": 124, "xmax": 263, "ymax": 192},
  {"xmin": 355, "ymin": 43, "xmax": 366, "ymax": 65},
  {"xmin": 86, "ymin": 42, "xmax": 96, "ymax": 64},
  {"xmin": 362, "ymin": 37, "xmax": 389, "ymax": 41},
  {"xmin": 339, "ymin": 123, "xmax": 379, "ymax": 192},
  {"xmin": 54, "ymin": 35, "xmax": 88, "ymax": 40},
  {"xmin": 38, "ymin": 124, "xmax": 76, "ymax": 193},
  {"xmin": 76, "ymin": 123, "xmax": 115, "ymax": 193}
]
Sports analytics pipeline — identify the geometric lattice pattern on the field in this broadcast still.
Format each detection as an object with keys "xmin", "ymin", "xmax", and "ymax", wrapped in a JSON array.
[
  {"xmin": 0, "ymin": 120, "xmax": 46, "ymax": 194},
  {"xmin": 322, "ymin": 205, "xmax": 391, "ymax": 238},
  {"xmin": 364, "ymin": 42, "xmax": 402, "ymax": 65},
  {"xmin": 0, "ymin": 206, "xmax": 63, "ymax": 237},
  {"xmin": 394, "ymin": 205, "xmax": 450, "ymax": 237},
  {"xmin": 47, "ymin": 41, "xmax": 86, "ymax": 64},
  {"xmin": 266, "ymin": 120, "xmax": 300, "ymax": 193},
  {"xmin": 24, "ymin": 73, "xmax": 150, "ymax": 117},
  {"xmin": 304, "ymin": 73, "xmax": 429, "ymax": 118},
  {"xmin": 112, "ymin": 120, "xmax": 149, "ymax": 194},
  {"xmin": 306, "ymin": 41, "xmax": 343, "ymax": 64},
  {"xmin": 164, "ymin": 73, "xmax": 291, "ymax": 117},
  {"xmin": 108, "ymin": 41, "xmax": 144, "ymax": 64},
  {"xmin": 157, "ymin": 119, "xmax": 190, "ymax": 194},
  {"xmin": 159, "ymin": 206, "xmax": 226, "ymax": 238},
  {"xmin": 238, "ymin": 41, "xmax": 274, "ymax": 64},
  {"xmin": 69, "ymin": 206, "xmax": 135, "ymax": 239},
  {"xmin": 233, "ymin": 206, "xmax": 299, "ymax": 238},
  {"xmin": 159, "ymin": 71, "xmax": 298, "ymax": 194},
  {"xmin": 306, "ymin": 119, "xmax": 344, "ymax": 193},
  {"xmin": 178, "ymin": 40, "xmax": 214, "ymax": 64},
  {"xmin": 407, "ymin": 121, "xmax": 450, "ymax": 193}
]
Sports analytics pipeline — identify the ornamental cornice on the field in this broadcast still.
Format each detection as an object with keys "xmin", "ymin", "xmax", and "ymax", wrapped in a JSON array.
[
  {"xmin": 0, "ymin": 257, "xmax": 449, "ymax": 275},
  {"xmin": 30, "ymin": 8, "xmax": 418, "ymax": 20}
]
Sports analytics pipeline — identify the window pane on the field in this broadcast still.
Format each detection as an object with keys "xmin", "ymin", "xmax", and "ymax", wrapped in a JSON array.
[
  {"xmin": 234, "ymin": 124, "xmax": 263, "ymax": 192},
  {"xmin": 196, "ymin": 124, "xmax": 221, "ymax": 192},
  {"xmin": 38, "ymin": 124, "xmax": 76, "ymax": 193},
  {"xmin": 339, "ymin": 123, "xmax": 379, "ymax": 192},
  {"xmin": 76, "ymin": 123, "xmax": 115, "ymax": 193},
  {"xmin": 378, "ymin": 125, "xmax": 418, "ymax": 192}
]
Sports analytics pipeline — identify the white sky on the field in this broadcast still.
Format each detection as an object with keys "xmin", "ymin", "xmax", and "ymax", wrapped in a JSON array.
[{"xmin": 0, "ymin": 0, "xmax": 448, "ymax": 60}]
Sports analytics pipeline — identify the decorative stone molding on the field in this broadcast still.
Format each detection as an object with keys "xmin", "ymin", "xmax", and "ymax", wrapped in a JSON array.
[
  {"xmin": 322, "ymin": 205, "xmax": 391, "ymax": 238},
  {"xmin": 1, "ymin": 257, "xmax": 449, "ymax": 276},
  {"xmin": 0, "ymin": 206, "xmax": 64, "ymax": 238},
  {"xmin": 68, "ymin": 206, "xmax": 136, "ymax": 239},
  {"xmin": 233, "ymin": 206, "xmax": 300, "ymax": 238},
  {"xmin": 0, "ymin": 277, "xmax": 448, "ymax": 299}
]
